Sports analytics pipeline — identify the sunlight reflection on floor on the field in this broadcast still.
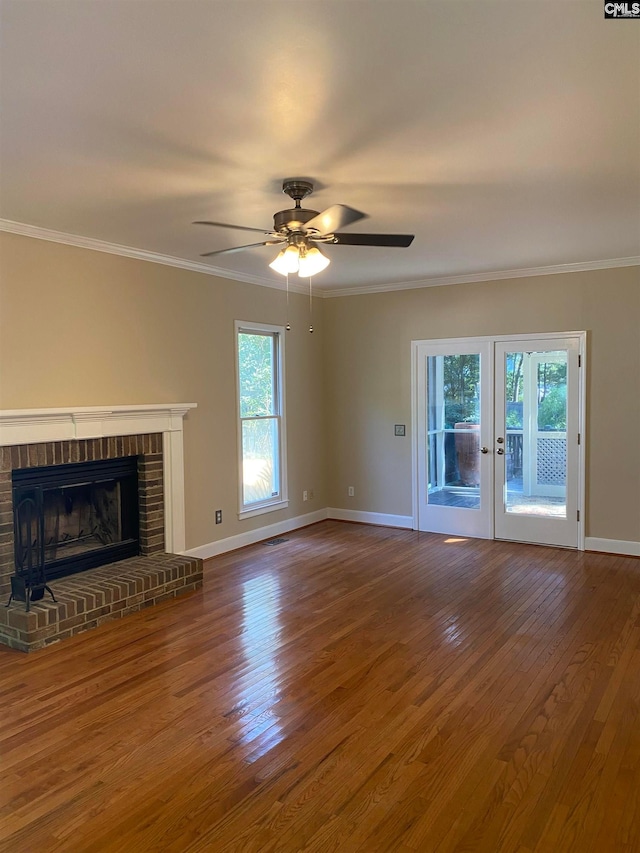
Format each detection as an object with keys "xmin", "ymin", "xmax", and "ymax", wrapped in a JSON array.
[{"xmin": 234, "ymin": 572, "xmax": 286, "ymax": 760}]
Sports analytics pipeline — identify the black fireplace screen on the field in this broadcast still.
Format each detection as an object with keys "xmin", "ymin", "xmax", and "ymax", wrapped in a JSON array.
[{"xmin": 13, "ymin": 457, "xmax": 140, "ymax": 582}]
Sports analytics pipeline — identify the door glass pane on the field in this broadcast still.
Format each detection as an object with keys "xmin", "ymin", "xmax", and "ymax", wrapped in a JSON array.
[
  {"xmin": 503, "ymin": 350, "xmax": 567, "ymax": 518},
  {"xmin": 426, "ymin": 354, "xmax": 481, "ymax": 509}
]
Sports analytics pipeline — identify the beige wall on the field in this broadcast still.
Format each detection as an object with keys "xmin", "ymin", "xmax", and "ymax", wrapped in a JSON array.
[
  {"xmin": 0, "ymin": 232, "xmax": 326, "ymax": 550},
  {"xmin": 2, "ymin": 232, "xmax": 639, "ymax": 549},
  {"xmin": 323, "ymin": 266, "xmax": 640, "ymax": 544}
]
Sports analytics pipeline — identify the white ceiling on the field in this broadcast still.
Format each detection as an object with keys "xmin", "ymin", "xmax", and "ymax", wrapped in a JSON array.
[{"xmin": 1, "ymin": 0, "xmax": 639, "ymax": 295}]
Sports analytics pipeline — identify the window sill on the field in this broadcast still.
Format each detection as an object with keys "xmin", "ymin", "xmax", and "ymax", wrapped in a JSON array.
[{"xmin": 238, "ymin": 499, "xmax": 289, "ymax": 521}]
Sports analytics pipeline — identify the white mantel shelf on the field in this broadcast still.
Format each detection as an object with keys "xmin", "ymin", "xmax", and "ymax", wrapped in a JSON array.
[
  {"xmin": 0, "ymin": 403, "xmax": 197, "ymax": 446},
  {"xmin": 0, "ymin": 403, "xmax": 197, "ymax": 554}
]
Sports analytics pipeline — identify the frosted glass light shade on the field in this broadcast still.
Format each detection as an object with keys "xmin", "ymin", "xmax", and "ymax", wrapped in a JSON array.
[
  {"xmin": 297, "ymin": 246, "xmax": 330, "ymax": 277},
  {"xmin": 269, "ymin": 245, "xmax": 300, "ymax": 275}
]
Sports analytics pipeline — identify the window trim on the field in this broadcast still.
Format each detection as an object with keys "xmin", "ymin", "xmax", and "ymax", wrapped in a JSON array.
[{"xmin": 235, "ymin": 320, "xmax": 288, "ymax": 520}]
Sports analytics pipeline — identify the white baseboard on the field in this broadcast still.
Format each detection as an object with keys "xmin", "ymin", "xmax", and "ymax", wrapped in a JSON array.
[
  {"xmin": 185, "ymin": 512, "xmax": 639, "ymax": 562},
  {"xmin": 327, "ymin": 508, "xmax": 413, "ymax": 529},
  {"xmin": 182, "ymin": 508, "xmax": 328, "ymax": 560},
  {"xmin": 585, "ymin": 537, "xmax": 640, "ymax": 557}
]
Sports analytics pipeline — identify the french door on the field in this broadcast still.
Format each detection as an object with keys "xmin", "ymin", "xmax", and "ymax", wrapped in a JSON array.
[
  {"xmin": 416, "ymin": 340, "xmax": 493, "ymax": 538},
  {"xmin": 414, "ymin": 333, "xmax": 584, "ymax": 548}
]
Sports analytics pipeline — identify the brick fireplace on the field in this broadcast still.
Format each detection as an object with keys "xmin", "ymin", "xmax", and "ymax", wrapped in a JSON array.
[{"xmin": 0, "ymin": 404, "xmax": 202, "ymax": 651}]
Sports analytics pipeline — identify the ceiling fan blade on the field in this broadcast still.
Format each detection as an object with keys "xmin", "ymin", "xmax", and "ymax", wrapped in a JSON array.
[
  {"xmin": 200, "ymin": 240, "xmax": 281, "ymax": 258},
  {"xmin": 330, "ymin": 233, "xmax": 415, "ymax": 248},
  {"xmin": 193, "ymin": 220, "xmax": 273, "ymax": 235},
  {"xmin": 303, "ymin": 204, "xmax": 367, "ymax": 236}
]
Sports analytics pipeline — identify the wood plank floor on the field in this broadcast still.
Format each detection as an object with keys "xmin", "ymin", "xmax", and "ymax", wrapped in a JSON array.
[{"xmin": 2, "ymin": 520, "xmax": 640, "ymax": 852}]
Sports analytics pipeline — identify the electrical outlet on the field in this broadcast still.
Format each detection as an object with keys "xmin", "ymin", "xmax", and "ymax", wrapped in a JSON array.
[
  {"xmin": 348, "ymin": 486, "xmax": 355, "ymax": 497},
  {"xmin": 308, "ymin": 489, "xmax": 314, "ymax": 500},
  {"xmin": 215, "ymin": 509, "xmax": 222, "ymax": 524},
  {"xmin": 303, "ymin": 490, "xmax": 308, "ymax": 502}
]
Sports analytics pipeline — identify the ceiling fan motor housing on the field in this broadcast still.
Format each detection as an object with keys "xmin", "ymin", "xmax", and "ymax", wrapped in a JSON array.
[{"xmin": 273, "ymin": 207, "xmax": 320, "ymax": 234}]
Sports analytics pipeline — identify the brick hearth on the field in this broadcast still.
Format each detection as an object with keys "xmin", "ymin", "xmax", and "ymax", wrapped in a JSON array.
[
  {"xmin": 0, "ymin": 432, "xmax": 202, "ymax": 651},
  {"xmin": 0, "ymin": 552, "xmax": 203, "ymax": 651}
]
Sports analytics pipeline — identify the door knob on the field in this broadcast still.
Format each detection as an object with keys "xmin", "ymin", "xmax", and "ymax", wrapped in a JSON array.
[
  {"xmin": 496, "ymin": 437, "xmax": 504, "ymax": 444},
  {"xmin": 496, "ymin": 448, "xmax": 504, "ymax": 455},
  {"xmin": 479, "ymin": 447, "xmax": 489, "ymax": 454}
]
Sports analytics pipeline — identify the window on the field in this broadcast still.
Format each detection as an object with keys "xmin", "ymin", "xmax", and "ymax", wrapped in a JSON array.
[{"xmin": 235, "ymin": 322, "xmax": 287, "ymax": 518}]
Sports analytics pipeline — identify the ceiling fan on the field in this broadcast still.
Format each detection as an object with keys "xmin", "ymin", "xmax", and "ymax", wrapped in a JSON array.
[{"xmin": 194, "ymin": 179, "xmax": 414, "ymax": 277}]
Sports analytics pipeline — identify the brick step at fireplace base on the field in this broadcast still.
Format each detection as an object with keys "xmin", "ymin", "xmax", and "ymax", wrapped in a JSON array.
[{"xmin": 0, "ymin": 552, "xmax": 203, "ymax": 652}]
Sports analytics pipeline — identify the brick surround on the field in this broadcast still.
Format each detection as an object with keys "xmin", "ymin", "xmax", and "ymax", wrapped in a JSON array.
[{"xmin": 0, "ymin": 433, "xmax": 203, "ymax": 651}]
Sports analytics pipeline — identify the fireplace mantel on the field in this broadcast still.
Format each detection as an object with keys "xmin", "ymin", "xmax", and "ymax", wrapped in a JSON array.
[{"xmin": 0, "ymin": 403, "xmax": 196, "ymax": 553}]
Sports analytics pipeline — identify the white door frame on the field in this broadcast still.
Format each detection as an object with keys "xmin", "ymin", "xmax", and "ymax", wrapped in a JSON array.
[{"xmin": 411, "ymin": 331, "xmax": 586, "ymax": 549}]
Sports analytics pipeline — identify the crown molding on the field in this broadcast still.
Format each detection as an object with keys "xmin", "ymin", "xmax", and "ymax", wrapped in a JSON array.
[
  {"xmin": 2, "ymin": 218, "xmax": 637, "ymax": 299},
  {"xmin": 0, "ymin": 218, "xmax": 311, "ymax": 296},
  {"xmin": 320, "ymin": 256, "xmax": 640, "ymax": 297}
]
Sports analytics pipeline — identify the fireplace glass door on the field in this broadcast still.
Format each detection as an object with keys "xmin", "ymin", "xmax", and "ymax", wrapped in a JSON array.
[{"xmin": 13, "ymin": 457, "xmax": 140, "ymax": 581}]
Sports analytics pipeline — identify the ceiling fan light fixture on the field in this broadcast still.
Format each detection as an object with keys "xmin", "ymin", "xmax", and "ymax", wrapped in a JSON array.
[
  {"xmin": 195, "ymin": 180, "xmax": 414, "ymax": 278},
  {"xmin": 269, "ymin": 244, "xmax": 300, "ymax": 275},
  {"xmin": 297, "ymin": 245, "xmax": 330, "ymax": 278}
]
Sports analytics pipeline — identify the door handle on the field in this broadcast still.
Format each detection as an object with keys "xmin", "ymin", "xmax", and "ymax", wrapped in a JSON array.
[
  {"xmin": 479, "ymin": 447, "xmax": 489, "ymax": 454},
  {"xmin": 496, "ymin": 437, "xmax": 504, "ymax": 444},
  {"xmin": 496, "ymin": 448, "xmax": 504, "ymax": 455}
]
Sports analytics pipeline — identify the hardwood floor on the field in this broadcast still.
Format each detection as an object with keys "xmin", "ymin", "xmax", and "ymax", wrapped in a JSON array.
[{"xmin": 2, "ymin": 520, "xmax": 640, "ymax": 852}]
